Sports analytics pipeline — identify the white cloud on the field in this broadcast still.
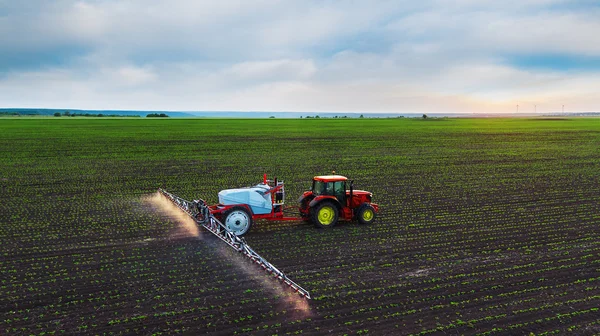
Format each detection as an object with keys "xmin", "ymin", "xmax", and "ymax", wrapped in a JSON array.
[
  {"xmin": 224, "ymin": 59, "xmax": 316, "ymax": 82},
  {"xmin": 468, "ymin": 11, "xmax": 600, "ymax": 56},
  {"xmin": 112, "ymin": 66, "xmax": 158, "ymax": 86},
  {"xmin": 65, "ymin": 2, "xmax": 109, "ymax": 41}
]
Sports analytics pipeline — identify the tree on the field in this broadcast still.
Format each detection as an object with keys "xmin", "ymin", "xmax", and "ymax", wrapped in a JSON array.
[
  {"xmin": 54, "ymin": 112, "xmax": 61, "ymax": 117},
  {"xmin": 359, "ymin": 114, "xmax": 364, "ymax": 118},
  {"xmin": 422, "ymin": 114, "xmax": 428, "ymax": 119}
]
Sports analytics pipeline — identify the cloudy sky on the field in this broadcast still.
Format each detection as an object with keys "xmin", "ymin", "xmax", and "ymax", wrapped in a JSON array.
[{"xmin": 1, "ymin": 0, "xmax": 599, "ymax": 113}]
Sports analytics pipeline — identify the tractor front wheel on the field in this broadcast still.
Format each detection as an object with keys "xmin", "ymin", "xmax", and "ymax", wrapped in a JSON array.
[
  {"xmin": 311, "ymin": 201, "xmax": 339, "ymax": 228},
  {"xmin": 223, "ymin": 206, "xmax": 253, "ymax": 236},
  {"xmin": 356, "ymin": 203, "xmax": 376, "ymax": 225}
]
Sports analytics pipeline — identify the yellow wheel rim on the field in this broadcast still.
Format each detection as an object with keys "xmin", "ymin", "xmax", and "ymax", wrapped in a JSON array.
[
  {"xmin": 318, "ymin": 206, "xmax": 335, "ymax": 225},
  {"xmin": 362, "ymin": 209, "xmax": 374, "ymax": 221}
]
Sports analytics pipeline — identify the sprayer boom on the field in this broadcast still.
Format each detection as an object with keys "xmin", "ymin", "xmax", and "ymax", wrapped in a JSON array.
[{"xmin": 158, "ymin": 188, "xmax": 311, "ymax": 299}]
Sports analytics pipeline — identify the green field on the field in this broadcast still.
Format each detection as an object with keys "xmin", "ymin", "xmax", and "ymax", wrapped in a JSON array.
[{"xmin": 1, "ymin": 118, "xmax": 600, "ymax": 335}]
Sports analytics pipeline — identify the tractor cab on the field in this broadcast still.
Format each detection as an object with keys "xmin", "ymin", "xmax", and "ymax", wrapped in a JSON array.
[{"xmin": 311, "ymin": 175, "xmax": 348, "ymax": 204}]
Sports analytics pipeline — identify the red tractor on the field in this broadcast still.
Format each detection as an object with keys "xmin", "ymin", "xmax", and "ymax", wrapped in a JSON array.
[{"xmin": 298, "ymin": 175, "xmax": 379, "ymax": 228}]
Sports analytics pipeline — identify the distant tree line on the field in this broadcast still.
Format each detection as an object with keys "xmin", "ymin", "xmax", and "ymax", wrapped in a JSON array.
[
  {"xmin": 146, "ymin": 113, "xmax": 169, "ymax": 118},
  {"xmin": 304, "ymin": 115, "xmax": 351, "ymax": 119},
  {"xmin": 0, "ymin": 110, "xmax": 44, "ymax": 116},
  {"xmin": 300, "ymin": 114, "xmax": 430, "ymax": 119},
  {"xmin": 0, "ymin": 109, "xmax": 138, "ymax": 117},
  {"xmin": 54, "ymin": 111, "xmax": 139, "ymax": 117},
  {"xmin": 302, "ymin": 115, "xmax": 370, "ymax": 119}
]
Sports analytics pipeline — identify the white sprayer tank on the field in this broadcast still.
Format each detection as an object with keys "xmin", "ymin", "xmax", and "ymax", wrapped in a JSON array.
[{"xmin": 218, "ymin": 184, "xmax": 272, "ymax": 214}]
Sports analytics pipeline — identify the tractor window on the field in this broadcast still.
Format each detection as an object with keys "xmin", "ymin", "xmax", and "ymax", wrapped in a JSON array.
[
  {"xmin": 334, "ymin": 182, "xmax": 344, "ymax": 195},
  {"xmin": 313, "ymin": 180, "xmax": 345, "ymax": 197},
  {"xmin": 325, "ymin": 182, "xmax": 334, "ymax": 195},
  {"xmin": 313, "ymin": 181, "xmax": 325, "ymax": 196},
  {"xmin": 333, "ymin": 181, "xmax": 346, "ymax": 203}
]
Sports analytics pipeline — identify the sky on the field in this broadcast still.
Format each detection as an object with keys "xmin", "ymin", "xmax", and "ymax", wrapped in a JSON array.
[{"xmin": 0, "ymin": 0, "xmax": 599, "ymax": 113}]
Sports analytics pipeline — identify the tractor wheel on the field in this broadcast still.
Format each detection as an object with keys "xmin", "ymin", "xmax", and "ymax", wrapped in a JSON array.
[
  {"xmin": 223, "ymin": 206, "xmax": 253, "ymax": 236},
  {"xmin": 356, "ymin": 203, "xmax": 376, "ymax": 225},
  {"xmin": 311, "ymin": 201, "xmax": 339, "ymax": 228}
]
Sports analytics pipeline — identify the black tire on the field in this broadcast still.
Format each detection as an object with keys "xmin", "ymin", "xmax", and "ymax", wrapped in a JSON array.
[
  {"xmin": 311, "ymin": 201, "xmax": 339, "ymax": 229},
  {"xmin": 356, "ymin": 203, "xmax": 376, "ymax": 225},
  {"xmin": 223, "ymin": 206, "xmax": 253, "ymax": 236}
]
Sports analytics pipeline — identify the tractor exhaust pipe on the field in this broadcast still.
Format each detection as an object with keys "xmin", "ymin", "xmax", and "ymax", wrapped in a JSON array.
[{"xmin": 349, "ymin": 180, "xmax": 354, "ymax": 207}]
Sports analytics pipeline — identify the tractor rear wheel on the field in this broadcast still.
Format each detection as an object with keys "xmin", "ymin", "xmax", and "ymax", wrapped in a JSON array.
[
  {"xmin": 356, "ymin": 203, "xmax": 376, "ymax": 225},
  {"xmin": 223, "ymin": 206, "xmax": 253, "ymax": 236},
  {"xmin": 311, "ymin": 201, "xmax": 339, "ymax": 228}
]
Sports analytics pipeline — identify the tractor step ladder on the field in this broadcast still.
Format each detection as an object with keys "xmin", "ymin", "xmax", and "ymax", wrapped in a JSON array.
[{"xmin": 158, "ymin": 188, "xmax": 311, "ymax": 299}]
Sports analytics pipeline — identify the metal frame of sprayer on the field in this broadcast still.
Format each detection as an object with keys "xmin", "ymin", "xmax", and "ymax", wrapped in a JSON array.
[{"xmin": 158, "ymin": 188, "xmax": 311, "ymax": 299}]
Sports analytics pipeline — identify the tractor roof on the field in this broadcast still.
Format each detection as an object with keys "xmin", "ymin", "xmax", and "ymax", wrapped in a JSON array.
[{"xmin": 313, "ymin": 175, "xmax": 348, "ymax": 182}]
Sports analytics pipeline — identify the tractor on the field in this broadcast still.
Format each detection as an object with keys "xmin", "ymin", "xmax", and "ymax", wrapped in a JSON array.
[{"xmin": 298, "ymin": 175, "xmax": 379, "ymax": 228}]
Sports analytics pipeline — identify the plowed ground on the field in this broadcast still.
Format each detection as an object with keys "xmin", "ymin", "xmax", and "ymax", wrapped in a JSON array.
[{"xmin": 1, "ymin": 118, "xmax": 600, "ymax": 335}]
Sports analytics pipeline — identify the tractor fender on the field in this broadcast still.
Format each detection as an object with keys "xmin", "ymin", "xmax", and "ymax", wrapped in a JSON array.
[
  {"xmin": 309, "ymin": 196, "xmax": 342, "ymax": 210},
  {"xmin": 297, "ymin": 191, "xmax": 313, "ymax": 203}
]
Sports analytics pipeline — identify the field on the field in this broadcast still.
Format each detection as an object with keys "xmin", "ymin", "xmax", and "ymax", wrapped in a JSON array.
[{"xmin": 1, "ymin": 117, "xmax": 600, "ymax": 335}]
